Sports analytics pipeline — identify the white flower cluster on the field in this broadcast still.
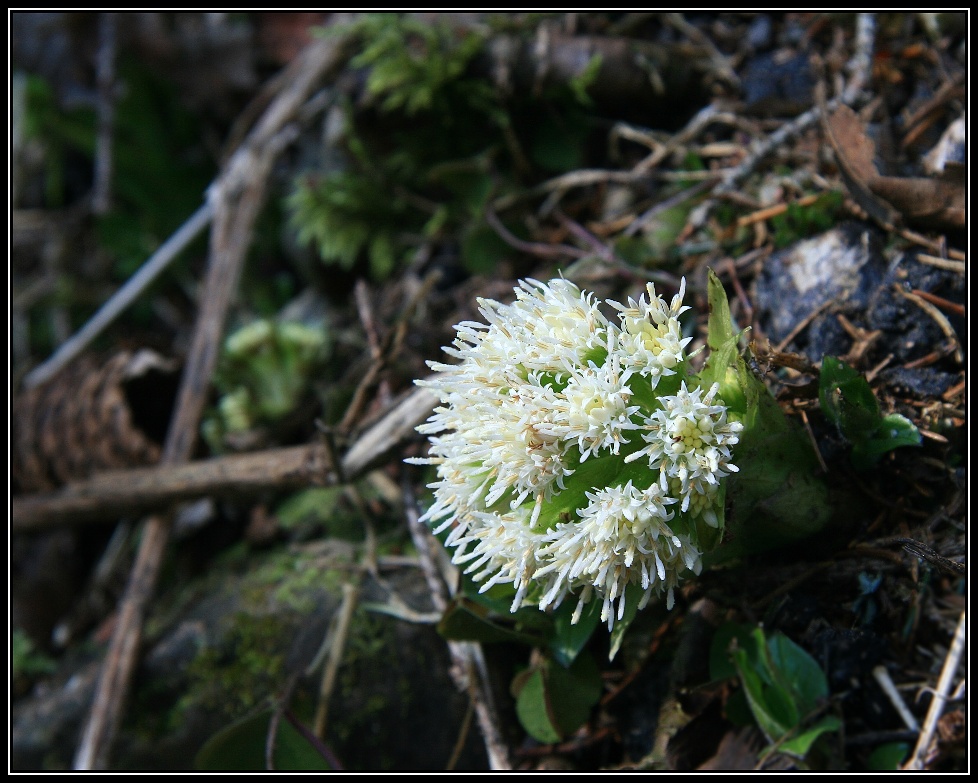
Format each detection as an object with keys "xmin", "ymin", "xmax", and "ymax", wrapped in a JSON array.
[{"xmin": 410, "ymin": 278, "xmax": 743, "ymax": 629}]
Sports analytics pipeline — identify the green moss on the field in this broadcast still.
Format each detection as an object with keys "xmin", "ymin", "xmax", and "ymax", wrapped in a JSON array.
[
  {"xmin": 330, "ymin": 608, "xmax": 412, "ymax": 768},
  {"xmin": 179, "ymin": 612, "xmax": 288, "ymax": 720},
  {"xmin": 241, "ymin": 546, "xmax": 350, "ymax": 614}
]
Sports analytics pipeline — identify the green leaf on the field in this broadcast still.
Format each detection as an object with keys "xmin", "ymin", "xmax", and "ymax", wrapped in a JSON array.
[
  {"xmin": 514, "ymin": 667, "xmax": 561, "ymax": 744},
  {"xmin": 513, "ymin": 653, "xmax": 602, "ymax": 743},
  {"xmin": 607, "ymin": 582, "xmax": 645, "ymax": 661},
  {"xmin": 753, "ymin": 629, "xmax": 800, "ymax": 729},
  {"xmin": 550, "ymin": 597, "xmax": 602, "ymax": 667},
  {"xmin": 700, "ymin": 269, "xmax": 738, "ymax": 398},
  {"xmin": 852, "ymin": 413, "xmax": 923, "ymax": 468},
  {"xmin": 727, "ymin": 626, "xmax": 837, "ymax": 759},
  {"xmin": 819, "ymin": 356, "xmax": 880, "ymax": 439},
  {"xmin": 733, "ymin": 644, "xmax": 790, "ymax": 741},
  {"xmin": 437, "ymin": 594, "xmax": 550, "ymax": 646},
  {"xmin": 766, "ymin": 631, "xmax": 828, "ymax": 713},
  {"xmin": 12, "ymin": 628, "xmax": 57, "ymax": 678},
  {"xmin": 819, "ymin": 356, "xmax": 922, "ymax": 468},
  {"xmin": 546, "ymin": 651, "xmax": 603, "ymax": 736},
  {"xmin": 703, "ymin": 298, "xmax": 832, "ymax": 562},
  {"xmin": 196, "ymin": 709, "xmax": 333, "ymax": 771},
  {"xmin": 778, "ymin": 715, "xmax": 841, "ymax": 759},
  {"xmin": 568, "ymin": 53, "xmax": 602, "ymax": 105},
  {"xmin": 867, "ymin": 741, "xmax": 910, "ymax": 770}
]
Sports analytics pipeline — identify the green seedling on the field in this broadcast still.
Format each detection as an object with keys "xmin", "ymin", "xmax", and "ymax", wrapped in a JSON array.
[
  {"xmin": 819, "ymin": 356, "xmax": 921, "ymax": 469},
  {"xmin": 711, "ymin": 623, "xmax": 840, "ymax": 764}
]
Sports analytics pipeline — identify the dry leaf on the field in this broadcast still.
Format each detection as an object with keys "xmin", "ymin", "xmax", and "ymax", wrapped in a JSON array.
[{"xmin": 823, "ymin": 104, "xmax": 965, "ymax": 230}]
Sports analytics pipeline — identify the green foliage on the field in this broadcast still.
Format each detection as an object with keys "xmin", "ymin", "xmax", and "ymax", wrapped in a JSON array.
[
  {"xmin": 292, "ymin": 14, "xmax": 604, "ymax": 280},
  {"xmin": 25, "ymin": 62, "xmax": 210, "ymax": 273},
  {"xmin": 550, "ymin": 597, "xmax": 602, "ymax": 667},
  {"xmin": 288, "ymin": 169, "xmax": 411, "ymax": 280},
  {"xmin": 438, "ymin": 565, "xmax": 555, "ymax": 647},
  {"xmin": 97, "ymin": 60, "xmax": 213, "ymax": 277},
  {"xmin": 293, "ymin": 15, "xmax": 503, "ymax": 279},
  {"xmin": 711, "ymin": 623, "xmax": 840, "ymax": 763},
  {"xmin": 184, "ymin": 612, "xmax": 289, "ymax": 718},
  {"xmin": 702, "ymin": 270, "xmax": 832, "ymax": 562},
  {"xmin": 196, "ymin": 708, "xmax": 334, "ymax": 771},
  {"xmin": 819, "ymin": 356, "xmax": 922, "ymax": 469},
  {"xmin": 342, "ymin": 14, "xmax": 493, "ymax": 117},
  {"xmin": 436, "ymin": 549, "xmax": 604, "ymax": 742},
  {"xmin": 511, "ymin": 652, "xmax": 603, "ymax": 744},
  {"xmin": 21, "ymin": 74, "xmax": 96, "ymax": 208},
  {"xmin": 21, "ymin": 63, "xmax": 213, "ymax": 351},
  {"xmin": 568, "ymin": 53, "xmax": 603, "ymax": 105},
  {"xmin": 274, "ymin": 486, "xmax": 371, "ymax": 541},
  {"xmin": 867, "ymin": 741, "xmax": 910, "ymax": 770},
  {"xmin": 203, "ymin": 319, "xmax": 330, "ymax": 450},
  {"xmin": 438, "ymin": 595, "xmax": 552, "ymax": 647}
]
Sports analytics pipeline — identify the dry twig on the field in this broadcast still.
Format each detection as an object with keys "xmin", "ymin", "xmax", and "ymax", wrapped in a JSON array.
[
  {"xmin": 904, "ymin": 610, "xmax": 967, "ymax": 770},
  {"xmin": 13, "ymin": 385, "xmax": 438, "ymax": 533},
  {"xmin": 22, "ymin": 204, "xmax": 213, "ymax": 390},
  {"xmin": 711, "ymin": 13, "xmax": 876, "ymax": 200},
  {"xmin": 403, "ymin": 480, "xmax": 512, "ymax": 770},
  {"xmin": 894, "ymin": 285, "xmax": 964, "ymax": 364},
  {"xmin": 72, "ymin": 34, "xmax": 353, "ymax": 770}
]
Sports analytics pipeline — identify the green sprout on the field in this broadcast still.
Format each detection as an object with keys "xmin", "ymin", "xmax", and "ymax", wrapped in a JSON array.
[
  {"xmin": 819, "ymin": 356, "xmax": 922, "ymax": 469},
  {"xmin": 711, "ymin": 623, "xmax": 841, "ymax": 764}
]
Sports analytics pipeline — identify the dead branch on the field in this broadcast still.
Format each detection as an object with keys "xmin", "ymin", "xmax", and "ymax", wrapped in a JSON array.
[
  {"xmin": 72, "ymin": 32, "xmax": 354, "ymax": 771},
  {"xmin": 403, "ymin": 479, "xmax": 512, "ymax": 770},
  {"xmin": 904, "ymin": 610, "xmax": 967, "ymax": 770},
  {"xmin": 22, "ymin": 204, "xmax": 213, "ymax": 390},
  {"xmin": 13, "ymin": 386, "xmax": 437, "ymax": 533}
]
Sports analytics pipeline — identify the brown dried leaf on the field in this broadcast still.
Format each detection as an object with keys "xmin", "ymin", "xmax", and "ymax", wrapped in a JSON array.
[
  {"xmin": 822, "ymin": 104, "xmax": 900, "ymax": 226},
  {"xmin": 823, "ymin": 104, "xmax": 965, "ymax": 230},
  {"xmin": 866, "ymin": 173, "xmax": 964, "ymax": 229}
]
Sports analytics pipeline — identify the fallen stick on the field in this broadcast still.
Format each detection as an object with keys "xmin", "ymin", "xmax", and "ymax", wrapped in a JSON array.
[
  {"xmin": 13, "ymin": 387, "xmax": 437, "ymax": 533},
  {"xmin": 72, "ymin": 32, "xmax": 354, "ymax": 770}
]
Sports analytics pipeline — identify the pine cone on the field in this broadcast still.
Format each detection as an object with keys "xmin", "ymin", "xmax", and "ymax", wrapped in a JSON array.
[{"xmin": 13, "ymin": 350, "xmax": 179, "ymax": 494}]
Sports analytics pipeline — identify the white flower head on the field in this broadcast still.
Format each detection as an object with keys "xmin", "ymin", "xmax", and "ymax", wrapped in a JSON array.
[
  {"xmin": 412, "ymin": 278, "xmax": 741, "ymax": 632},
  {"xmin": 626, "ymin": 382, "xmax": 744, "ymax": 512},
  {"xmin": 534, "ymin": 481, "xmax": 698, "ymax": 627},
  {"xmin": 608, "ymin": 279, "xmax": 694, "ymax": 383},
  {"xmin": 535, "ymin": 328, "xmax": 640, "ymax": 461}
]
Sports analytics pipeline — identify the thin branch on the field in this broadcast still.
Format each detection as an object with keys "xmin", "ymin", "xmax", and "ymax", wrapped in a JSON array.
[
  {"xmin": 904, "ymin": 610, "xmax": 967, "ymax": 770},
  {"xmin": 894, "ymin": 285, "xmax": 964, "ymax": 364},
  {"xmin": 663, "ymin": 13, "xmax": 739, "ymax": 89},
  {"xmin": 22, "ymin": 204, "xmax": 213, "ymax": 390},
  {"xmin": 872, "ymin": 665, "xmax": 920, "ymax": 732},
  {"xmin": 13, "ymin": 385, "xmax": 438, "ymax": 533},
  {"xmin": 403, "ymin": 480, "xmax": 512, "ymax": 770},
  {"xmin": 72, "ymin": 35, "xmax": 352, "ymax": 771},
  {"xmin": 484, "ymin": 207, "xmax": 587, "ymax": 260},
  {"xmin": 712, "ymin": 13, "xmax": 876, "ymax": 199},
  {"xmin": 312, "ymin": 581, "xmax": 361, "ymax": 739}
]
